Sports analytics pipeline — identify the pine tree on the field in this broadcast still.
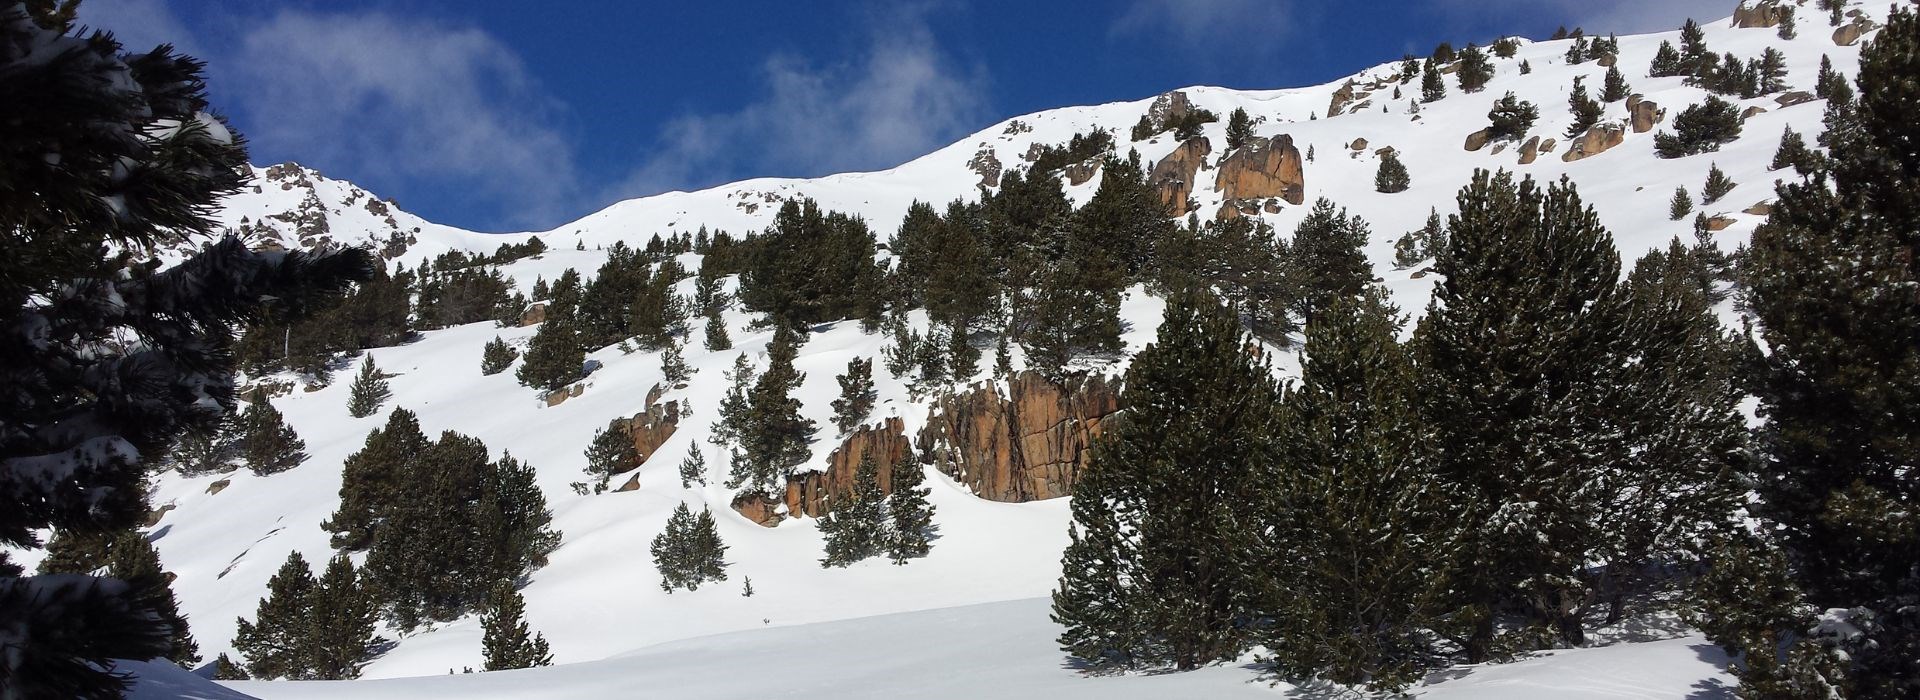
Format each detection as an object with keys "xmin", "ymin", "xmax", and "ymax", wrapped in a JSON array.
[
  {"xmin": 481, "ymin": 336, "xmax": 518, "ymax": 375},
  {"xmin": 739, "ymin": 198, "xmax": 882, "ymax": 327},
  {"xmin": 1565, "ymin": 77, "xmax": 1603, "ymax": 139},
  {"xmin": 1260, "ymin": 290, "xmax": 1451, "ymax": 692},
  {"xmin": 710, "ymin": 353, "xmax": 756, "ymax": 451},
  {"xmin": 1679, "ymin": 18, "xmax": 1711, "ymax": 76},
  {"xmin": 1601, "ymin": 66, "xmax": 1631, "ymax": 102},
  {"xmin": 1771, "ymin": 125, "xmax": 1819, "ymax": 174},
  {"xmin": 1373, "ymin": 150, "xmax": 1411, "ymax": 193},
  {"xmin": 1564, "ymin": 35, "xmax": 1588, "ymax": 64},
  {"xmin": 305, "ymin": 554, "xmax": 376, "ymax": 680},
  {"xmin": 661, "ymin": 341, "xmax": 692, "ymax": 387},
  {"xmin": 233, "ymin": 551, "xmax": 317, "ymax": 680},
  {"xmin": 1224, "ymin": 107, "xmax": 1252, "ymax": 150},
  {"xmin": 690, "ymin": 507, "xmax": 728, "ymax": 586},
  {"xmin": 1492, "ymin": 37, "xmax": 1518, "ymax": 58},
  {"xmin": 1420, "ymin": 59, "xmax": 1446, "ymax": 102},
  {"xmin": 476, "ymin": 452, "xmax": 562, "ymax": 586},
  {"xmin": 1670, "ymin": 186, "xmax": 1694, "ymax": 220},
  {"xmin": 1814, "ymin": 54, "xmax": 1841, "ymax": 100},
  {"xmin": 1757, "ymin": 47, "xmax": 1789, "ymax": 95},
  {"xmin": 480, "ymin": 580, "xmax": 553, "ymax": 671},
  {"xmin": 346, "ymin": 356, "xmax": 391, "ymax": 418},
  {"xmin": 324, "ymin": 407, "xmax": 429, "ymax": 550},
  {"xmin": 1778, "ymin": 5, "xmax": 1797, "ymax": 40},
  {"xmin": 678, "ymin": 445, "xmax": 707, "ymax": 488},
  {"xmin": 1735, "ymin": 10, "xmax": 1920, "ymax": 694},
  {"xmin": 819, "ymin": 453, "xmax": 887, "ymax": 567},
  {"xmin": 1485, "ymin": 92, "xmax": 1538, "ymax": 140},
  {"xmin": 240, "ymin": 389, "xmax": 308, "ymax": 476},
  {"xmin": 1518, "ymin": 59, "xmax": 1531, "ymax": 75},
  {"xmin": 583, "ymin": 419, "xmax": 641, "ymax": 491},
  {"xmin": 830, "ymin": 357, "xmax": 877, "ymax": 433},
  {"xmin": 167, "ymin": 410, "xmax": 240, "ymax": 476},
  {"xmin": 1392, "ymin": 233, "xmax": 1422, "ymax": 269},
  {"xmin": 741, "ymin": 576, "xmax": 755, "ymax": 597},
  {"xmin": 1701, "ymin": 163, "xmax": 1737, "ymax": 204},
  {"xmin": 1416, "ymin": 208, "xmax": 1446, "ymax": 259},
  {"xmin": 1650, "ymin": 40, "xmax": 1684, "ymax": 77},
  {"xmin": 703, "ymin": 307, "xmax": 733, "ymax": 351},
  {"xmin": 729, "ymin": 325, "xmax": 816, "ymax": 494},
  {"xmin": 652, "ymin": 503, "xmax": 729, "ymax": 591},
  {"xmin": 41, "ymin": 530, "xmax": 202, "ymax": 667},
  {"xmin": 213, "ymin": 654, "xmax": 250, "ymax": 680},
  {"xmin": 1455, "ymin": 44, "xmax": 1493, "ymax": 93},
  {"xmin": 1654, "ymin": 96, "xmax": 1743, "ymax": 158},
  {"xmin": 1287, "ymin": 198, "xmax": 1372, "ymax": 323},
  {"xmin": 885, "ymin": 457, "xmax": 935, "ymax": 564},
  {"xmin": 1051, "ymin": 289, "xmax": 1279, "ymax": 670},
  {"xmin": 516, "ymin": 314, "xmax": 584, "ymax": 392}
]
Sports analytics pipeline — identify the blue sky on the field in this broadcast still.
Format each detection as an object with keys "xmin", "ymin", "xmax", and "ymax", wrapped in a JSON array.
[{"xmin": 84, "ymin": 0, "xmax": 1731, "ymax": 232}]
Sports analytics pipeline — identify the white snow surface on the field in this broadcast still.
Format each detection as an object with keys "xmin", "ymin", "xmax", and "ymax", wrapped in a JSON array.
[{"xmin": 15, "ymin": 1, "xmax": 1884, "ymax": 695}]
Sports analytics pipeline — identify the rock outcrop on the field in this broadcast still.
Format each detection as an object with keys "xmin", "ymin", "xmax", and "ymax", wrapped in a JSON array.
[
  {"xmin": 1834, "ymin": 16, "xmax": 1877, "ymax": 46},
  {"xmin": 1705, "ymin": 215, "xmax": 1737, "ymax": 231},
  {"xmin": 1774, "ymin": 91, "xmax": 1815, "ymax": 108},
  {"xmin": 1562, "ymin": 123, "xmax": 1627, "ymax": 162},
  {"xmin": 1732, "ymin": 0, "xmax": 1792, "ymax": 29},
  {"xmin": 967, "ymin": 145, "xmax": 1003, "ymax": 189},
  {"xmin": 519, "ymin": 301, "xmax": 548, "ymax": 327},
  {"xmin": 544, "ymin": 382, "xmax": 585, "ymax": 407},
  {"xmin": 1327, "ymin": 80, "xmax": 1360, "ymax": 118},
  {"xmin": 1741, "ymin": 106, "xmax": 1769, "ymax": 119},
  {"xmin": 620, "ymin": 392, "xmax": 681, "ymax": 463},
  {"xmin": 916, "ymin": 371, "xmax": 1124, "ymax": 503},
  {"xmin": 1744, "ymin": 201, "xmax": 1773, "ymax": 216},
  {"xmin": 1464, "ymin": 128, "xmax": 1492, "ymax": 152},
  {"xmin": 1151, "ymin": 137, "xmax": 1212, "ymax": 217},
  {"xmin": 1626, "ymin": 95, "xmax": 1665, "ymax": 133},
  {"xmin": 1146, "ymin": 90, "xmax": 1198, "ymax": 130},
  {"xmin": 728, "ymin": 418, "xmax": 914, "ymax": 527},
  {"xmin": 1517, "ymin": 135, "xmax": 1543, "ymax": 165},
  {"xmin": 1348, "ymin": 137, "xmax": 1368, "ymax": 152},
  {"xmin": 1064, "ymin": 158, "xmax": 1102, "ymax": 186},
  {"xmin": 1213, "ymin": 134, "xmax": 1304, "ymax": 216}
]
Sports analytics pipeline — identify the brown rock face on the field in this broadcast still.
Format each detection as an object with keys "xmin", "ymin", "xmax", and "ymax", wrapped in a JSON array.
[
  {"xmin": 1327, "ymin": 80, "xmax": 1359, "ymax": 118},
  {"xmin": 1561, "ymin": 123, "xmax": 1627, "ymax": 162},
  {"xmin": 1348, "ymin": 137, "xmax": 1369, "ymax": 151},
  {"xmin": 622, "ymin": 396, "xmax": 681, "ymax": 463},
  {"xmin": 1626, "ymin": 95, "xmax": 1665, "ymax": 134},
  {"xmin": 967, "ymin": 145, "xmax": 1003, "ymax": 189},
  {"xmin": 1147, "ymin": 90, "xmax": 1197, "ymax": 130},
  {"xmin": 1744, "ymin": 201, "xmax": 1774, "ymax": 216},
  {"xmin": 731, "ymin": 492, "xmax": 784, "ymax": 527},
  {"xmin": 917, "ymin": 371, "xmax": 1124, "ymax": 502},
  {"xmin": 1539, "ymin": 138, "xmax": 1558, "ymax": 153},
  {"xmin": 1741, "ymin": 106, "xmax": 1770, "ymax": 119},
  {"xmin": 1151, "ymin": 137, "xmax": 1212, "ymax": 217},
  {"xmin": 1705, "ymin": 216, "xmax": 1737, "ymax": 231},
  {"xmin": 1214, "ymin": 134, "xmax": 1305, "ymax": 212},
  {"xmin": 1732, "ymin": 0, "xmax": 1792, "ymax": 28},
  {"xmin": 544, "ymin": 383, "xmax": 584, "ymax": 407},
  {"xmin": 1064, "ymin": 158, "xmax": 1103, "ymax": 187},
  {"xmin": 783, "ymin": 418, "xmax": 914, "ymax": 518},
  {"xmin": 1597, "ymin": 52, "xmax": 1618, "ymax": 68},
  {"xmin": 1464, "ymin": 128, "xmax": 1492, "ymax": 152},
  {"xmin": 519, "ymin": 302, "xmax": 547, "ymax": 327},
  {"xmin": 616, "ymin": 473, "xmax": 642, "ymax": 492},
  {"xmin": 1834, "ymin": 18, "xmax": 1876, "ymax": 46},
  {"xmin": 1517, "ymin": 135, "xmax": 1542, "ymax": 165}
]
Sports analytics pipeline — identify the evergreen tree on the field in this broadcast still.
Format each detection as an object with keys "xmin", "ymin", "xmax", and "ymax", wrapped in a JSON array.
[
  {"xmin": 481, "ymin": 336, "xmax": 518, "ymax": 376},
  {"xmin": 1814, "ymin": 54, "xmax": 1841, "ymax": 100},
  {"xmin": 1260, "ymin": 290, "xmax": 1451, "ymax": 693},
  {"xmin": 1484, "ymin": 92, "xmax": 1538, "ymax": 140},
  {"xmin": 1601, "ymin": 65, "xmax": 1631, "ymax": 102},
  {"xmin": 729, "ymin": 325, "xmax": 816, "ymax": 494},
  {"xmin": 1564, "ymin": 35, "xmax": 1588, "ymax": 64},
  {"xmin": 1432, "ymin": 41, "xmax": 1456, "ymax": 63},
  {"xmin": 1456, "ymin": 44, "xmax": 1493, "ymax": 92},
  {"xmin": 1287, "ymin": 198, "xmax": 1372, "ymax": 323},
  {"xmin": 41, "ymin": 530, "xmax": 201, "ymax": 667},
  {"xmin": 305, "ymin": 554, "xmax": 377, "ymax": 680},
  {"xmin": 661, "ymin": 341, "xmax": 692, "ymax": 387},
  {"xmin": 830, "ymin": 357, "xmax": 877, "ymax": 433},
  {"xmin": 166, "ymin": 411, "xmax": 240, "ymax": 476},
  {"xmin": 652, "ymin": 503, "xmax": 729, "ymax": 591},
  {"xmin": 1492, "ymin": 37, "xmax": 1519, "ymax": 58},
  {"xmin": 1654, "ymin": 96, "xmax": 1743, "ymax": 158},
  {"xmin": 678, "ymin": 445, "xmax": 707, "ymax": 489},
  {"xmin": 1770, "ymin": 125, "xmax": 1819, "ymax": 175},
  {"xmin": 702, "ymin": 307, "xmax": 733, "ymax": 351},
  {"xmin": 1565, "ymin": 77, "xmax": 1603, "ymax": 139},
  {"xmin": 739, "ymin": 198, "xmax": 882, "ymax": 327},
  {"xmin": 1416, "ymin": 208, "xmax": 1446, "ymax": 259},
  {"xmin": 1420, "ymin": 58, "xmax": 1447, "ymax": 102},
  {"xmin": 480, "ymin": 580, "xmax": 552, "ymax": 671},
  {"xmin": 1679, "ymin": 18, "xmax": 1711, "ymax": 75},
  {"xmin": 710, "ymin": 353, "xmax": 756, "ymax": 451},
  {"xmin": 1670, "ymin": 186, "xmax": 1694, "ymax": 220},
  {"xmin": 477, "ymin": 452, "xmax": 562, "ymax": 586},
  {"xmin": 1757, "ymin": 47, "xmax": 1789, "ymax": 95},
  {"xmin": 346, "ymin": 356, "xmax": 391, "ymax": 418},
  {"xmin": 690, "ymin": 507, "xmax": 729, "ymax": 586},
  {"xmin": 233, "ymin": 551, "xmax": 318, "ymax": 680},
  {"xmin": 741, "ymin": 576, "xmax": 754, "ymax": 597},
  {"xmin": 583, "ymin": 419, "xmax": 641, "ymax": 491},
  {"xmin": 819, "ymin": 453, "xmax": 887, "ymax": 567},
  {"xmin": 1224, "ymin": 107, "xmax": 1253, "ymax": 150},
  {"xmin": 885, "ymin": 457, "xmax": 935, "ymax": 564},
  {"xmin": 1392, "ymin": 233, "xmax": 1422, "ymax": 269},
  {"xmin": 1649, "ymin": 40, "xmax": 1685, "ymax": 77},
  {"xmin": 1734, "ymin": 10, "xmax": 1920, "ymax": 694},
  {"xmin": 1778, "ymin": 5, "xmax": 1797, "ymax": 39},
  {"xmin": 213, "ymin": 654, "xmax": 250, "ymax": 681},
  {"xmin": 1374, "ymin": 150, "xmax": 1411, "ymax": 193},
  {"xmin": 1701, "ymin": 163, "xmax": 1737, "ymax": 204},
  {"xmin": 1519, "ymin": 59, "xmax": 1531, "ymax": 75},
  {"xmin": 516, "ymin": 314, "xmax": 584, "ymax": 392},
  {"xmin": 324, "ymin": 407, "xmax": 429, "ymax": 550},
  {"xmin": 1051, "ymin": 289, "xmax": 1279, "ymax": 670},
  {"xmin": 240, "ymin": 389, "xmax": 308, "ymax": 476}
]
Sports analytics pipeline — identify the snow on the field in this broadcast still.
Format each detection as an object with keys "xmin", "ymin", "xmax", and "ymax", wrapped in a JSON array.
[{"xmin": 25, "ymin": 1, "xmax": 1887, "ymax": 695}]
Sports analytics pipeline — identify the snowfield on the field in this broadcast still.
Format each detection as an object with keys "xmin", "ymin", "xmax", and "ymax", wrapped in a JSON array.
[{"xmin": 14, "ymin": 1, "xmax": 1885, "ymax": 696}]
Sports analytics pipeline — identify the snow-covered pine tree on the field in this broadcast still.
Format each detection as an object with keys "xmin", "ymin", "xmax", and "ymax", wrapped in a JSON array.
[
  {"xmin": 730, "ymin": 325, "xmax": 815, "ymax": 494},
  {"xmin": 1374, "ymin": 150, "xmax": 1411, "ymax": 193},
  {"xmin": 819, "ymin": 452, "xmax": 887, "ymax": 567},
  {"xmin": 678, "ymin": 444, "xmax": 708, "ymax": 488},
  {"xmin": 477, "ymin": 452, "xmax": 562, "ymax": 584},
  {"xmin": 1601, "ymin": 65, "xmax": 1630, "ymax": 102},
  {"xmin": 583, "ymin": 419, "xmax": 641, "ymax": 491},
  {"xmin": 1770, "ymin": 125, "xmax": 1819, "ymax": 174},
  {"xmin": 710, "ymin": 353, "xmax": 756, "ymax": 453},
  {"xmin": 324, "ymin": 407, "xmax": 429, "ymax": 550},
  {"xmin": 885, "ymin": 456, "xmax": 935, "ymax": 564},
  {"xmin": 1455, "ymin": 43, "xmax": 1493, "ymax": 93},
  {"xmin": 1261, "ymin": 289, "xmax": 1451, "ymax": 693},
  {"xmin": 1734, "ymin": 10, "xmax": 1920, "ymax": 694},
  {"xmin": 240, "ymin": 389, "xmax": 309, "ymax": 476},
  {"xmin": 481, "ymin": 580, "xmax": 553, "ymax": 671},
  {"xmin": 1224, "ymin": 107, "xmax": 1252, "ymax": 150},
  {"xmin": 1701, "ymin": 163, "xmax": 1737, "ymax": 204},
  {"xmin": 703, "ymin": 306, "xmax": 733, "ymax": 351},
  {"xmin": 1649, "ymin": 40, "xmax": 1684, "ymax": 77},
  {"xmin": 830, "ymin": 357, "xmax": 877, "ymax": 433},
  {"xmin": 167, "ymin": 410, "xmax": 241, "ymax": 476},
  {"xmin": 690, "ymin": 507, "xmax": 729, "ymax": 586},
  {"xmin": 1670, "ymin": 186, "xmax": 1694, "ymax": 220},
  {"xmin": 346, "ymin": 356, "xmax": 392, "ymax": 418},
  {"xmin": 305, "ymin": 554, "xmax": 377, "ymax": 680},
  {"xmin": 1565, "ymin": 77, "xmax": 1603, "ymax": 139},
  {"xmin": 516, "ymin": 312, "xmax": 584, "ymax": 392},
  {"xmin": 481, "ymin": 336, "xmax": 519, "ymax": 375},
  {"xmin": 1052, "ymin": 289, "xmax": 1279, "ymax": 670},
  {"xmin": 40, "ymin": 530, "xmax": 201, "ymax": 667},
  {"xmin": 661, "ymin": 341, "xmax": 692, "ymax": 386},
  {"xmin": 652, "ymin": 502, "xmax": 726, "ymax": 591},
  {"xmin": 1420, "ymin": 58, "xmax": 1446, "ymax": 102},
  {"xmin": 233, "ymin": 551, "xmax": 318, "ymax": 679},
  {"xmin": 1654, "ymin": 96, "xmax": 1743, "ymax": 158},
  {"xmin": 1286, "ymin": 198, "xmax": 1372, "ymax": 324},
  {"xmin": 1392, "ymin": 233, "xmax": 1422, "ymax": 269}
]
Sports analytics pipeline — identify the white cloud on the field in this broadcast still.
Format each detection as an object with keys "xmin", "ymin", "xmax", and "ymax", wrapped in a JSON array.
[
  {"xmin": 226, "ymin": 10, "xmax": 580, "ymax": 230},
  {"xmin": 1111, "ymin": 0, "xmax": 1300, "ymax": 51},
  {"xmin": 1439, "ymin": 0, "xmax": 1741, "ymax": 36},
  {"xmin": 611, "ymin": 10, "xmax": 990, "ymax": 199}
]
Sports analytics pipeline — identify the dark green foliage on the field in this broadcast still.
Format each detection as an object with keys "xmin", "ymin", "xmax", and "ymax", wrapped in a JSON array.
[
  {"xmin": 1224, "ymin": 108, "xmax": 1253, "ymax": 150},
  {"xmin": 1701, "ymin": 163, "xmax": 1736, "ymax": 204},
  {"xmin": 1129, "ymin": 114, "xmax": 1154, "ymax": 142},
  {"xmin": 480, "ymin": 580, "xmax": 552, "ymax": 671},
  {"xmin": 1564, "ymin": 36, "xmax": 1588, "ymax": 64},
  {"xmin": 1028, "ymin": 128, "xmax": 1115, "ymax": 175},
  {"xmin": 728, "ymin": 325, "xmax": 816, "ymax": 494},
  {"xmin": 1392, "ymin": 234, "xmax": 1422, "ymax": 269},
  {"xmin": 305, "ymin": 554, "xmax": 377, "ymax": 680},
  {"xmin": 40, "ymin": 530, "xmax": 200, "ymax": 667},
  {"xmin": 1052, "ymin": 290, "xmax": 1279, "ymax": 670},
  {"xmin": 346, "ymin": 356, "xmax": 391, "ymax": 418},
  {"xmin": 693, "ymin": 253, "xmax": 729, "ymax": 317},
  {"xmin": 741, "ymin": 576, "xmax": 754, "ymax": 597},
  {"xmin": 1565, "ymin": 77, "xmax": 1603, "ymax": 139},
  {"xmin": 1758, "ymin": 47, "xmax": 1788, "ymax": 94},
  {"xmin": 324, "ymin": 407, "xmax": 429, "ymax": 550},
  {"xmin": 831, "ymin": 357, "xmax": 876, "ymax": 433},
  {"xmin": 1735, "ymin": 11, "xmax": 1920, "ymax": 694},
  {"xmin": 1654, "ymin": 96, "xmax": 1743, "ymax": 158},
  {"xmin": 1670, "ymin": 187, "xmax": 1694, "ymax": 220},
  {"xmin": 1073, "ymin": 151, "xmax": 1173, "ymax": 280},
  {"xmin": 703, "ymin": 307, "xmax": 733, "ymax": 351},
  {"xmin": 739, "ymin": 198, "xmax": 882, "ymax": 327},
  {"xmin": 1484, "ymin": 92, "xmax": 1538, "ymax": 141},
  {"xmin": 233, "ymin": 551, "xmax": 317, "ymax": 679},
  {"xmin": 661, "ymin": 342, "xmax": 692, "ymax": 386},
  {"xmin": 240, "ymin": 390, "xmax": 308, "ymax": 476},
  {"xmin": 166, "ymin": 410, "xmax": 240, "ymax": 476},
  {"xmin": 516, "ymin": 313, "xmax": 584, "ymax": 392},
  {"xmin": 651, "ymin": 503, "xmax": 728, "ymax": 591},
  {"xmin": 1431, "ymin": 41, "xmax": 1456, "ymax": 63},
  {"xmin": 1771, "ymin": 126, "xmax": 1820, "ymax": 174},
  {"xmin": 678, "ymin": 445, "xmax": 707, "ymax": 489},
  {"xmin": 1649, "ymin": 40, "xmax": 1685, "ymax": 77},
  {"xmin": 1518, "ymin": 59, "xmax": 1531, "ymax": 75},
  {"xmin": 1420, "ymin": 59, "xmax": 1446, "ymax": 102},
  {"xmin": 1601, "ymin": 66, "xmax": 1630, "ymax": 102},
  {"xmin": 1374, "ymin": 150, "xmax": 1410, "ymax": 193},
  {"xmin": 627, "ymin": 267, "xmax": 689, "ymax": 351},
  {"xmin": 1814, "ymin": 54, "xmax": 1851, "ymax": 104},
  {"xmin": 481, "ymin": 336, "xmax": 518, "ymax": 375},
  {"xmin": 1456, "ymin": 43, "xmax": 1493, "ymax": 92},
  {"xmin": 213, "ymin": 654, "xmax": 249, "ymax": 681},
  {"xmin": 1680, "ymin": 18, "xmax": 1711, "ymax": 76},
  {"xmin": 1692, "ymin": 536, "xmax": 1846, "ymax": 697},
  {"xmin": 1287, "ymin": 198, "xmax": 1372, "ymax": 323},
  {"xmin": 1260, "ymin": 291, "xmax": 1451, "ymax": 692},
  {"xmin": 412, "ymin": 262, "xmax": 512, "ymax": 332},
  {"xmin": 886, "ymin": 457, "xmax": 935, "ymax": 564},
  {"xmin": 1173, "ymin": 216, "xmax": 1295, "ymax": 344},
  {"xmin": 583, "ymin": 419, "xmax": 641, "ymax": 490},
  {"xmin": 1415, "ymin": 208, "xmax": 1446, "ymax": 258},
  {"xmin": 1165, "ymin": 107, "xmax": 1218, "ymax": 141},
  {"xmin": 1491, "ymin": 37, "xmax": 1518, "ymax": 58},
  {"xmin": 819, "ymin": 453, "xmax": 887, "ymax": 568},
  {"xmin": 237, "ymin": 263, "xmax": 414, "ymax": 379},
  {"xmin": 1778, "ymin": 5, "xmax": 1797, "ymax": 39}
]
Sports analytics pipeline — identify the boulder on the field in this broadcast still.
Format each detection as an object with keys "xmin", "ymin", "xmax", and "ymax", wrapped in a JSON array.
[
  {"xmin": 206, "ymin": 479, "xmax": 231, "ymax": 495},
  {"xmin": 731, "ymin": 492, "xmax": 785, "ymax": 527},
  {"xmin": 1262, "ymin": 199, "xmax": 1283, "ymax": 214},
  {"xmin": 781, "ymin": 418, "xmax": 914, "ymax": 519},
  {"xmin": 621, "ymin": 395, "xmax": 681, "ymax": 463},
  {"xmin": 1348, "ymin": 137, "xmax": 1369, "ymax": 151},
  {"xmin": 1562, "ymin": 122, "xmax": 1627, "ymax": 162},
  {"xmin": 1491, "ymin": 143, "xmax": 1508, "ymax": 155},
  {"xmin": 543, "ymin": 382, "xmax": 584, "ymax": 407},
  {"xmin": 1517, "ymin": 135, "xmax": 1543, "ymax": 165},
  {"xmin": 967, "ymin": 145, "xmax": 1003, "ymax": 189},
  {"xmin": 1540, "ymin": 138, "xmax": 1558, "ymax": 153},
  {"xmin": 1146, "ymin": 90, "xmax": 1198, "ymax": 130},
  {"xmin": 1742, "ymin": 106, "xmax": 1770, "ymax": 119},
  {"xmin": 1705, "ymin": 216, "xmax": 1737, "ymax": 231},
  {"xmin": 1213, "ymin": 134, "xmax": 1305, "ymax": 214},
  {"xmin": 1150, "ymin": 137, "xmax": 1212, "ymax": 217},
  {"xmin": 615, "ymin": 473, "xmax": 642, "ymax": 492},
  {"xmin": 1626, "ymin": 95, "xmax": 1665, "ymax": 133},
  {"xmin": 1327, "ymin": 80, "xmax": 1359, "ymax": 117},
  {"xmin": 917, "ymin": 371, "xmax": 1124, "ymax": 502},
  {"xmin": 1464, "ymin": 128, "xmax": 1492, "ymax": 152},
  {"xmin": 1775, "ymin": 91, "xmax": 1815, "ymax": 108},
  {"xmin": 1374, "ymin": 146, "xmax": 1396, "ymax": 157},
  {"xmin": 519, "ymin": 301, "xmax": 547, "ymax": 327},
  {"xmin": 1064, "ymin": 158, "xmax": 1102, "ymax": 186},
  {"xmin": 1597, "ymin": 52, "xmax": 1617, "ymax": 68},
  {"xmin": 1834, "ymin": 18, "xmax": 1876, "ymax": 46},
  {"xmin": 1731, "ymin": 0, "xmax": 1792, "ymax": 29},
  {"xmin": 1744, "ymin": 201, "xmax": 1773, "ymax": 216},
  {"xmin": 144, "ymin": 503, "xmax": 175, "ymax": 527}
]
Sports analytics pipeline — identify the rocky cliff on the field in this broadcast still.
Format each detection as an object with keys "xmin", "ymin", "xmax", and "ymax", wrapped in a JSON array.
[{"xmin": 916, "ymin": 371, "xmax": 1124, "ymax": 503}]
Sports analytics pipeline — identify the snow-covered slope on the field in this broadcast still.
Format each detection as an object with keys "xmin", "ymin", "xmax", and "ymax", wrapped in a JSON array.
[{"xmin": 26, "ymin": 1, "xmax": 1887, "ymax": 694}]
